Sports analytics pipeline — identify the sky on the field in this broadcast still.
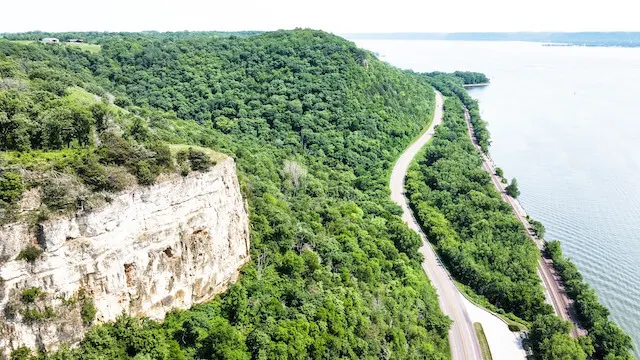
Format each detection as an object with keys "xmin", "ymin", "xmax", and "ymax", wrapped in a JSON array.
[{"xmin": 3, "ymin": 0, "xmax": 640, "ymax": 34}]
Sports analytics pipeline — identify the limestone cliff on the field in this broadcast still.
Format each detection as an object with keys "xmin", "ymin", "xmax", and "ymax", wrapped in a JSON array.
[{"xmin": 0, "ymin": 157, "xmax": 250, "ymax": 357}]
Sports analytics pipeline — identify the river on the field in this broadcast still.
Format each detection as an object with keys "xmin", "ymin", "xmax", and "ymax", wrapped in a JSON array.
[{"xmin": 351, "ymin": 39, "xmax": 640, "ymax": 355}]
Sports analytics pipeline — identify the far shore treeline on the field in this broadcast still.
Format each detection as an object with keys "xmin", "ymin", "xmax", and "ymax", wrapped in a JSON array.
[{"xmin": 0, "ymin": 30, "xmax": 633, "ymax": 360}]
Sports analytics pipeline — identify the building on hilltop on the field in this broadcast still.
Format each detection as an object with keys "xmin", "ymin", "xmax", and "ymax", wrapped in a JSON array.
[
  {"xmin": 41, "ymin": 38, "xmax": 59, "ymax": 43},
  {"xmin": 68, "ymin": 39, "xmax": 84, "ymax": 43}
]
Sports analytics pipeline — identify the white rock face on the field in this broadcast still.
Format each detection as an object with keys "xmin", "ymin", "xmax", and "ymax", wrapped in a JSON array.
[{"xmin": 0, "ymin": 157, "xmax": 250, "ymax": 357}]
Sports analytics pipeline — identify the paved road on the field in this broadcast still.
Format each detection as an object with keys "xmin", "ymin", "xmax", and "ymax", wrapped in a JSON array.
[
  {"xmin": 390, "ymin": 91, "xmax": 483, "ymax": 360},
  {"xmin": 462, "ymin": 109, "xmax": 585, "ymax": 338}
]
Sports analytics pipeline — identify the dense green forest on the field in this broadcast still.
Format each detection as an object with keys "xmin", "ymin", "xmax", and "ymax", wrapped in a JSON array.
[{"xmin": 1, "ymin": 30, "xmax": 452, "ymax": 359}]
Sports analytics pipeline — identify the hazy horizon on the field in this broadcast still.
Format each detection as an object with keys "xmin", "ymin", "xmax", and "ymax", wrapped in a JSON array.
[{"xmin": 4, "ymin": 0, "xmax": 640, "ymax": 34}]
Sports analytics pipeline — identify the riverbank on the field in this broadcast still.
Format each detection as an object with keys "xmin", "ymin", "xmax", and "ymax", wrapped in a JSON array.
[
  {"xmin": 462, "ymin": 108, "xmax": 586, "ymax": 337},
  {"xmin": 463, "ymin": 83, "xmax": 490, "ymax": 88}
]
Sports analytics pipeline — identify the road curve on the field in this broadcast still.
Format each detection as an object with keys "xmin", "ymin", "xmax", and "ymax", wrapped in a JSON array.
[{"xmin": 390, "ymin": 91, "xmax": 483, "ymax": 360}]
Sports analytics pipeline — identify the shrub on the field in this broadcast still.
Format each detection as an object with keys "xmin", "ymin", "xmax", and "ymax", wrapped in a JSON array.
[
  {"xmin": 21, "ymin": 287, "xmax": 44, "ymax": 303},
  {"xmin": 20, "ymin": 306, "xmax": 55, "ymax": 322},
  {"xmin": 508, "ymin": 324, "xmax": 521, "ymax": 332},
  {"xmin": 75, "ymin": 155, "xmax": 110, "ymax": 191},
  {"xmin": 176, "ymin": 149, "xmax": 188, "ymax": 164},
  {"xmin": 188, "ymin": 148, "xmax": 213, "ymax": 172},
  {"xmin": 81, "ymin": 297, "xmax": 97, "ymax": 324},
  {"xmin": 41, "ymin": 176, "xmax": 84, "ymax": 211},
  {"xmin": 179, "ymin": 163, "xmax": 190, "ymax": 177},
  {"xmin": 10, "ymin": 346, "xmax": 32, "ymax": 360},
  {"xmin": 147, "ymin": 142, "xmax": 173, "ymax": 169},
  {"xmin": 134, "ymin": 161, "xmax": 156, "ymax": 186},
  {"xmin": 105, "ymin": 166, "xmax": 136, "ymax": 191},
  {"xmin": 17, "ymin": 245, "xmax": 43, "ymax": 263},
  {"xmin": 98, "ymin": 131, "xmax": 136, "ymax": 166},
  {"xmin": 505, "ymin": 178, "xmax": 520, "ymax": 198},
  {"xmin": 0, "ymin": 171, "xmax": 24, "ymax": 205}
]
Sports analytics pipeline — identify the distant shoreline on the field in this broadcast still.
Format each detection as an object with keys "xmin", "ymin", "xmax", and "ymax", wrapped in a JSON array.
[
  {"xmin": 463, "ymin": 83, "xmax": 490, "ymax": 88},
  {"xmin": 344, "ymin": 32, "xmax": 640, "ymax": 48}
]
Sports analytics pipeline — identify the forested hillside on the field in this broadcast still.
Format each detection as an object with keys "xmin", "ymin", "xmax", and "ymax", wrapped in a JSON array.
[{"xmin": 1, "ymin": 30, "xmax": 453, "ymax": 359}]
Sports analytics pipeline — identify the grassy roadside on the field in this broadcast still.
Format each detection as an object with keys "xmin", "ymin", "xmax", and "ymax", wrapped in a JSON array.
[
  {"xmin": 474, "ymin": 323, "xmax": 493, "ymax": 360},
  {"xmin": 454, "ymin": 281, "xmax": 530, "ymax": 332}
]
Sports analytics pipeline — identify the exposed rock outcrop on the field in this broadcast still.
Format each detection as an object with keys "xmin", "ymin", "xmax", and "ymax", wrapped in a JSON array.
[{"xmin": 0, "ymin": 157, "xmax": 250, "ymax": 357}]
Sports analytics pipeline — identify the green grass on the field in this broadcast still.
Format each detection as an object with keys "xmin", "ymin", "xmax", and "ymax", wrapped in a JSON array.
[{"xmin": 474, "ymin": 323, "xmax": 493, "ymax": 360}]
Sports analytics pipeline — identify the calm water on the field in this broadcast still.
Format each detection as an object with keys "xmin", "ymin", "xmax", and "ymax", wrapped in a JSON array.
[{"xmin": 352, "ymin": 39, "xmax": 640, "ymax": 354}]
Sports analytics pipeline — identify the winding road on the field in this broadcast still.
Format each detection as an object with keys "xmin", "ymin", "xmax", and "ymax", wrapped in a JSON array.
[
  {"xmin": 391, "ymin": 91, "xmax": 527, "ymax": 359},
  {"xmin": 390, "ymin": 91, "xmax": 483, "ymax": 360}
]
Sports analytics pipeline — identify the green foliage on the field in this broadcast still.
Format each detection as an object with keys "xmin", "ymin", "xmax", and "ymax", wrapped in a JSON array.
[
  {"xmin": 81, "ymin": 297, "xmax": 97, "ymax": 325},
  {"xmin": 406, "ymin": 96, "xmax": 549, "ymax": 321},
  {"xmin": 21, "ymin": 287, "xmax": 44, "ymax": 303},
  {"xmin": 186, "ymin": 148, "xmax": 212, "ymax": 172},
  {"xmin": 424, "ymin": 72, "xmax": 490, "ymax": 152},
  {"xmin": 10, "ymin": 346, "xmax": 33, "ymax": 360},
  {"xmin": 0, "ymin": 171, "xmax": 24, "ymax": 205},
  {"xmin": 495, "ymin": 167, "xmax": 504, "ymax": 178},
  {"xmin": 545, "ymin": 241, "xmax": 634, "ymax": 359},
  {"xmin": 16, "ymin": 29, "xmax": 452, "ymax": 359},
  {"xmin": 20, "ymin": 306, "xmax": 56, "ymax": 322},
  {"xmin": 529, "ymin": 315, "xmax": 586, "ymax": 360},
  {"xmin": 16, "ymin": 245, "xmax": 44, "ymax": 263},
  {"xmin": 528, "ymin": 218, "xmax": 546, "ymax": 238},
  {"xmin": 505, "ymin": 178, "xmax": 520, "ymax": 198},
  {"xmin": 452, "ymin": 71, "xmax": 490, "ymax": 85}
]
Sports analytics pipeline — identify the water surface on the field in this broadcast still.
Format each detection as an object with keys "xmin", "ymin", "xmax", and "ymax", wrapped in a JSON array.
[{"xmin": 352, "ymin": 39, "xmax": 640, "ymax": 355}]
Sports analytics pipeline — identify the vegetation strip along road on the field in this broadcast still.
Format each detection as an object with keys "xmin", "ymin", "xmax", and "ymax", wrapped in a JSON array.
[
  {"xmin": 390, "ymin": 91, "xmax": 484, "ymax": 360},
  {"xmin": 461, "ymin": 108, "xmax": 585, "ymax": 338}
]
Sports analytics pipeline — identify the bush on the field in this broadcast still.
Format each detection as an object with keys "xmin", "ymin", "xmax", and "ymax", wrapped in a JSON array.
[
  {"xmin": 0, "ymin": 171, "xmax": 24, "ymax": 205},
  {"xmin": 179, "ymin": 162, "xmax": 190, "ymax": 177},
  {"xmin": 81, "ymin": 297, "xmax": 97, "ymax": 324},
  {"xmin": 508, "ymin": 324, "xmax": 521, "ymax": 332},
  {"xmin": 98, "ymin": 131, "xmax": 136, "ymax": 166},
  {"xmin": 41, "ymin": 176, "xmax": 84, "ymax": 211},
  {"xmin": 75, "ymin": 155, "xmax": 110, "ymax": 191},
  {"xmin": 17, "ymin": 245, "xmax": 43, "ymax": 263},
  {"xmin": 134, "ymin": 160, "xmax": 157, "ymax": 186},
  {"xmin": 188, "ymin": 148, "xmax": 213, "ymax": 172},
  {"xmin": 10, "ymin": 346, "xmax": 32, "ymax": 360},
  {"xmin": 176, "ymin": 149, "xmax": 188, "ymax": 164},
  {"xmin": 105, "ymin": 166, "xmax": 137, "ymax": 191},
  {"xmin": 21, "ymin": 287, "xmax": 44, "ymax": 303},
  {"xmin": 505, "ymin": 178, "xmax": 520, "ymax": 198},
  {"xmin": 147, "ymin": 142, "xmax": 173, "ymax": 169}
]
